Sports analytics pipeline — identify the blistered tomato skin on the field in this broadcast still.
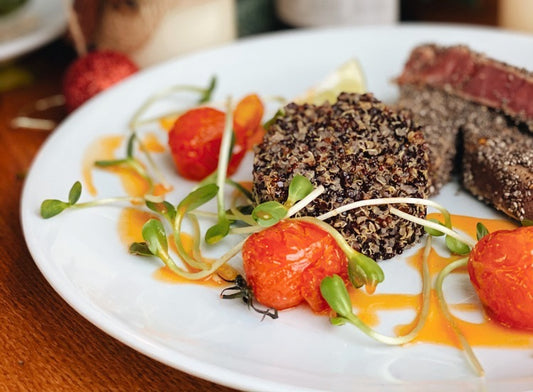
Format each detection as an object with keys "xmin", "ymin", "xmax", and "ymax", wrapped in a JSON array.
[
  {"xmin": 468, "ymin": 226, "xmax": 533, "ymax": 331},
  {"xmin": 242, "ymin": 220, "xmax": 348, "ymax": 314},
  {"xmin": 168, "ymin": 107, "xmax": 246, "ymax": 181},
  {"xmin": 233, "ymin": 94, "xmax": 265, "ymax": 149}
]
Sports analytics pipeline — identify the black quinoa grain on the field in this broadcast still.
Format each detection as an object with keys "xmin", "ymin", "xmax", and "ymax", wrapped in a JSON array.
[{"xmin": 252, "ymin": 93, "xmax": 431, "ymax": 260}]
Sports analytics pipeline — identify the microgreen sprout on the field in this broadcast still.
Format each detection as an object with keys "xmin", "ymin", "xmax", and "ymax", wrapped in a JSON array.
[
  {"xmin": 285, "ymin": 175, "xmax": 314, "ymax": 208},
  {"xmin": 171, "ymin": 183, "xmax": 219, "ymax": 270},
  {"xmin": 139, "ymin": 217, "xmax": 247, "ymax": 280},
  {"xmin": 321, "ymin": 234, "xmax": 431, "ymax": 347},
  {"xmin": 251, "ymin": 201, "xmax": 287, "ymax": 227},
  {"xmin": 40, "ymin": 181, "xmax": 81, "ymax": 218},
  {"xmin": 128, "ymin": 76, "xmax": 218, "ymax": 130},
  {"xmin": 424, "ymin": 218, "xmax": 445, "ymax": 237},
  {"xmin": 435, "ymin": 256, "xmax": 485, "ymax": 377},
  {"xmin": 145, "ymin": 200, "xmax": 176, "ymax": 224},
  {"xmin": 205, "ymin": 96, "xmax": 234, "ymax": 244},
  {"xmin": 40, "ymin": 181, "xmax": 142, "ymax": 218}
]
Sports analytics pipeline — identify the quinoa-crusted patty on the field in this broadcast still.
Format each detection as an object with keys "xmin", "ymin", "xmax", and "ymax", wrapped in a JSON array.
[{"xmin": 252, "ymin": 93, "xmax": 431, "ymax": 260}]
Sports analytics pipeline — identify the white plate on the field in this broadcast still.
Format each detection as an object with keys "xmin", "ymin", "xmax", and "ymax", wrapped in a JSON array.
[
  {"xmin": 0, "ymin": 0, "xmax": 67, "ymax": 62},
  {"xmin": 21, "ymin": 24, "xmax": 533, "ymax": 391}
]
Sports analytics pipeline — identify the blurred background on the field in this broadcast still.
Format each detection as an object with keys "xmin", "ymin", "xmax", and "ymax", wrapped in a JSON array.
[
  {"xmin": 3, "ymin": 0, "xmax": 532, "ymax": 129},
  {"xmin": 0, "ymin": 0, "xmax": 532, "ymax": 132}
]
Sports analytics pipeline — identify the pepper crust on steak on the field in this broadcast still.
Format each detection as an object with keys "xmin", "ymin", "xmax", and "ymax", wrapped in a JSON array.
[
  {"xmin": 252, "ymin": 93, "xmax": 431, "ymax": 260},
  {"xmin": 397, "ymin": 44, "xmax": 533, "ymax": 221}
]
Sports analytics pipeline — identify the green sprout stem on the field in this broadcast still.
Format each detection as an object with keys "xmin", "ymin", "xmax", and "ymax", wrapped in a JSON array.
[
  {"xmin": 318, "ymin": 197, "xmax": 452, "ymax": 226},
  {"xmin": 204, "ymin": 96, "xmax": 234, "ymax": 244},
  {"xmin": 389, "ymin": 207, "xmax": 476, "ymax": 248},
  {"xmin": 156, "ymin": 236, "xmax": 246, "ymax": 280},
  {"xmin": 128, "ymin": 77, "xmax": 217, "ymax": 132},
  {"xmin": 435, "ymin": 257, "xmax": 485, "ymax": 377},
  {"xmin": 137, "ymin": 137, "xmax": 171, "ymax": 190},
  {"xmin": 72, "ymin": 196, "xmax": 144, "ymax": 208},
  {"xmin": 215, "ymin": 96, "xmax": 233, "ymax": 220},
  {"xmin": 314, "ymin": 196, "xmax": 475, "ymax": 249},
  {"xmin": 322, "ymin": 234, "xmax": 431, "ymax": 347},
  {"xmin": 173, "ymin": 212, "xmax": 211, "ymax": 271},
  {"xmin": 186, "ymin": 212, "xmax": 204, "ymax": 262},
  {"xmin": 287, "ymin": 185, "xmax": 325, "ymax": 217}
]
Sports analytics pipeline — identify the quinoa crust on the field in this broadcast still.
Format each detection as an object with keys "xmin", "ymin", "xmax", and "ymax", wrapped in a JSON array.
[{"xmin": 252, "ymin": 93, "xmax": 431, "ymax": 260}]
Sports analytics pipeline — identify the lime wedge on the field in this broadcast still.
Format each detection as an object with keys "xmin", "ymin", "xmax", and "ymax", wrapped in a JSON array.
[{"xmin": 298, "ymin": 59, "xmax": 367, "ymax": 105}]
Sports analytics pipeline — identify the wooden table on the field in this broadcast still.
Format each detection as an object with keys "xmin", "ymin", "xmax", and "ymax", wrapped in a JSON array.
[{"xmin": 0, "ymin": 38, "xmax": 237, "ymax": 392}]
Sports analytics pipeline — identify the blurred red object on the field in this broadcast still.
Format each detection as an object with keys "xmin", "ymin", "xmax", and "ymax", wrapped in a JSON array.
[{"xmin": 62, "ymin": 50, "xmax": 138, "ymax": 112}]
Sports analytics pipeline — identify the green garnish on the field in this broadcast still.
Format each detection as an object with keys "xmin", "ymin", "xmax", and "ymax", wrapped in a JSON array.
[
  {"xmin": 521, "ymin": 219, "xmax": 533, "ymax": 227},
  {"xmin": 476, "ymin": 222, "xmax": 489, "ymax": 240},
  {"xmin": 206, "ymin": 96, "xmax": 233, "ymax": 244},
  {"xmin": 40, "ymin": 181, "xmax": 80, "ymax": 218},
  {"xmin": 285, "ymin": 175, "xmax": 314, "ymax": 208},
  {"xmin": 94, "ymin": 133, "xmax": 157, "ymax": 193},
  {"xmin": 251, "ymin": 201, "xmax": 287, "ymax": 227},
  {"xmin": 40, "ymin": 181, "xmax": 141, "ymax": 218},
  {"xmin": 435, "ymin": 257, "xmax": 485, "ymax": 377}
]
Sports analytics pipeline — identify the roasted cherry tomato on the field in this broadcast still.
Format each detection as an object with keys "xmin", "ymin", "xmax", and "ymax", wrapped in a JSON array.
[
  {"xmin": 468, "ymin": 225, "xmax": 533, "ymax": 331},
  {"xmin": 168, "ymin": 107, "xmax": 246, "ymax": 181},
  {"xmin": 168, "ymin": 94, "xmax": 264, "ymax": 181},
  {"xmin": 242, "ymin": 220, "xmax": 349, "ymax": 314},
  {"xmin": 233, "ymin": 93, "xmax": 265, "ymax": 149}
]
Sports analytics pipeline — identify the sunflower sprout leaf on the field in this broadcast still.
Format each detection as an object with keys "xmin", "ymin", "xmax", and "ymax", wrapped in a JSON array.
[
  {"xmin": 476, "ymin": 222, "xmax": 489, "ymax": 240},
  {"xmin": 205, "ymin": 220, "xmax": 230, "ymax": 244},
  {"xmin": 68, "ymin": 181, "xmax": 82, "ymax": 205},
  {"xmin": 424, "ymin": 218, "xmax": 445, "ymax": 237},
  {"xmin": 129, "ymin": 242, "xmax": 154, "ymax": 256},
  {"xmin": 40, "ymin": 199, "xmax": 70, "ymax": 218},
  {"xmin": 142, "ymin": 219, "xmax": 168, "ymax": 257},
  {"xmin": 146, "ymin": 200, "xmax": 176, "ymax": 222},
  {"xmin": 251, "ymin": 201, "xmax": 287, "ymax": 227},
  {"xmin": 286, "ymin": 175, "xmax": 314, "ymax": 207},
  {"xmin": 445, "ymin": 235, "xmax": 471, "ymax": 255},
  {"xmin": 178, "ymin": 183, "xmax": 219, "ymax": 213},
  {"xmin": 320, "ymin": 275, "xmax": 353, "ymax": 318}
]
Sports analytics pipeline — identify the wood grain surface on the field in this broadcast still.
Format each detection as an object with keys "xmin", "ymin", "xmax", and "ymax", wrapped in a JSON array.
[{"xmin": 0, "ymin": 39, "xmax": 237, "ymax": 392}]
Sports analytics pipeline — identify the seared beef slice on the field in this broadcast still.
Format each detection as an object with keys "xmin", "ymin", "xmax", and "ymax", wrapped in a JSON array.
[{"xmin": 397, "ymin": 44, "xmax": 533, "ymax": 221}]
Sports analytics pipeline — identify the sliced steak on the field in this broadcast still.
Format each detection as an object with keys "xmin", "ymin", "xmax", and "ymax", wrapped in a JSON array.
[
  {"xmin": 462, "ymin": 111, "xmax": 533, "ymax": 221},
  {"xmin": 396, "ymin": 44, "xmax": 533, "ymax": 221},
  {"xmin": 396, "ymin": 44, "xmax": 533, "ymax": 130}
]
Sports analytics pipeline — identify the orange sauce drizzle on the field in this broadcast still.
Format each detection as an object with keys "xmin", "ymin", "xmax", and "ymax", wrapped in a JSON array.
[
  {"xmin": 82, "ymin": 135, "xmax": 123, "ymax": 196},
  {"xmin": 141, "ymin": 132, "xmax": 166, "ymax": 153},
  {"xmin": 82, "ymin": 135, "xmax": 171, "ymax": 198},
  {"xmin": 350, "ymin": 214, "xmax": 533, "ymax": 349},
  {"xmin": 159, "ymin": 115, "xmax": 179, "ymax": 131},
  {"xmin": 117, "ymin": 208, "xmax": 238, "ymax": 288}
]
